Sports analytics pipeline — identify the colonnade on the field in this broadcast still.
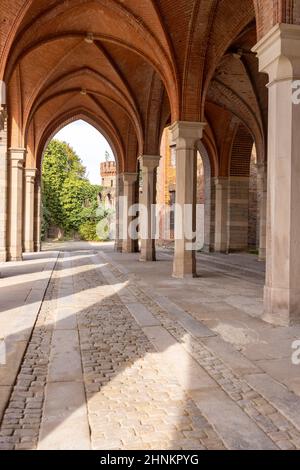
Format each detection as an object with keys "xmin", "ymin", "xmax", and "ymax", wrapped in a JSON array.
[{"xmin": 1, "ymin": 25, "xmax": 300, "ymax": 327}]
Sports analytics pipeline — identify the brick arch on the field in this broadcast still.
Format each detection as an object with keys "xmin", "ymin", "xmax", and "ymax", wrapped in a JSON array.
[
  {"xmin": 229, "ymin": 123, "xmax": 254, "ymax": 177},
  {"xmin": 27, "ymin": 87, "xmax": 143, "ymax": 156},
  {"xmin": 199, "ymin": 130, "xmax": 218, "ymax": 179},
  {"xmin": 124, "ymin": 120, "xmax": 139, "ymax": 173},
  {"xmin": 253, "ymin": 0, "xmax": 300, "ymax": 39},
  {"xmin": 1, "ymin": 0, "xmax": 179, "ymax": 120},
  {"xmin": 144, "ymin": 72, "xmax": 166, "ymax": 155},
  {"xmin": 24, "ymin": 66, "xmax": 144, "ymax": 151},
  {"xmin": 181, "ymin": 0, "xmax": 256, "ymax": 121},
  {"xmin": 35, "ymin": 109, "xmax": 125, "ymax": 173}
]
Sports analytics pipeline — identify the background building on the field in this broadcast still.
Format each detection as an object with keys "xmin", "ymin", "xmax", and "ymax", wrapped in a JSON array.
[{"xmin": 100, "ymin": 161, "xmax": 117, "ymax": 209}]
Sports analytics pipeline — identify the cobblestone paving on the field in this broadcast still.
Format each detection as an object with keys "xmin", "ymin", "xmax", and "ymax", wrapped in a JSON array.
[
  {"xmin": 0, "ymin": 251, "xmax": 225, "ymax": 450},
  {"xmin": 105, "ymin": 256, "xmax": 300, "ymax": 451},
  {"xmin": 0, "ymin": 257, "xmax": 60, "ymax": 450},
  {"xmin": 2, "ymin": 249, "xmax": 300, "ymax": 450},
  {"xmin": 75, "ymin": 253, "xmax": 225, "ymax": 450}
]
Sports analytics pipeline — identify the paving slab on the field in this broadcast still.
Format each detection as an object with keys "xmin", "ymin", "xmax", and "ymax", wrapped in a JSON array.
[
  {"xmin": 125, "ymin": 303, "xmax": 161, "ymax": 327},
  {"xmin": 2, "ymin": 242, "xmax": 300, "ymax": 450},
  {"xmin": 38, "ymin": 382, "xmax": 90, "ymax": 450},
  {"xmin": 201, "ymin": 336, "xmax": 262, "ymax": 376},
  {"xmin": 190, "ymin": 388, "xmax": 277, "ymax": 450},
  {"xmin": 48, "ymin": 330, "xmax": 82, "ymax": 383},
  {"xmin": 245, "ymin": 373, "xmax": 300, "ymax": 430}
]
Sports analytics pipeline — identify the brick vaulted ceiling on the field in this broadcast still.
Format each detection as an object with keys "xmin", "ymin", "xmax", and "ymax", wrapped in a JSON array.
[{"xmin": 0, "ymin": 1, "xmax": 297, "ymax": 172}]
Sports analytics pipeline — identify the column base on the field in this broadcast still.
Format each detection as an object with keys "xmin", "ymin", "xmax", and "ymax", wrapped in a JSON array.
[
  {"xmin": 122, "ymin": 244, "xmax": 135, "ymax": 254},
  {"xmin": 213, "ymin": 248, "xmax": 228, "ymax": 254},
  {"xmin": 140, "ymin": 241, "xmax": 156, "ymax": 262},
  {"xmin": 172, "ymin": 271, "xmax": 198, "ymax": 279},
  {"xmin": 172, "ymin": 257, "xmax": 197, "ymax": 279},
  {"xmin": 0, "ymin": 250, "xmax": 7, "ymax": 262},
  {"xmin": 114, "ymin": 240, "xmax": 123, "ymax": 252},
  {"xmin": 263, "ymin": 285, "xmax": 300, "ymax": 326},
  {"xmin": 140, "ymin": 254, "xmax": 156, "ymax": 262},
  {"xmin": 24, "ymin": 242, "xmax": 34, "ymax": 253},
  {"xmin": 34, "ymin": 243, "xmax": 41, "ymax": 253},
  {"xmin": 7, "ymin": 254, "xmax": 23, "ymax": 262},
  {"xmin": 258, "ymin": 249, "xmax": 266, "ymax": 262}
]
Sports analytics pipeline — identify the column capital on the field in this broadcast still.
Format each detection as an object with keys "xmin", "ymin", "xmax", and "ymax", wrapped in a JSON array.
[
  {"xmin": 169, "ymin": 121, "xmax": 206, "ymax": 149},
  {"xmin": 9, "ymin": 148, "xmax": 26, "ymax": 164},
  {"xmin": 122, "ymin": 172, "xmax": 138, "ymax": 185},
  {"xmin": 252, "ymin": 23, "xmax": 300, "ymax": 81},
  {"xmin": 214, "ymin": 177, "xmax": 229, "ymax": 189},
  {"xmin": 138, "ymin": 155, "xmax": 161, "ymax": 171},
  {"xmin": 25, "ymin": 168, "xmax": 37, "ymax": 183}
]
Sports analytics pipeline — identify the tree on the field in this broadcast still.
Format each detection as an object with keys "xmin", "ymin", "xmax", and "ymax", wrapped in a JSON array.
[
  {"xmin": 42, "ymin": 139, "xmax": 108, "ymax": 240},
  {"xmin": 60, "ymin": 177, "xmax": 102, "ymax": 233},
  {"xmin": 42, "ymin": 140, "xmax": 73, "ymax": 229}
]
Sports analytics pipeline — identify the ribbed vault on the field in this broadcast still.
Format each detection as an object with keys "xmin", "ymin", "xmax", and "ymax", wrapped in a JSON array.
[{"xmin": 0, "ymin": 0, "xmax": 277, "ymax": 172}]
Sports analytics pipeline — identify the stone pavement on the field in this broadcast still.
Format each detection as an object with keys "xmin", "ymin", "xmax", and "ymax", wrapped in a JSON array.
[
  {"xmin": 1, "ymin": 242, "xmax": 300, "ymax": 450},
  {"xmin": 0, "ymin": 252, "xmax": 58, "ymax": 427}
]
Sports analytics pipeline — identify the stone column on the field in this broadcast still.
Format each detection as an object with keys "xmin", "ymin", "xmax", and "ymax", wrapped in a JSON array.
[
  {"xmin": 122, "ymin": 172, "xmax": 138, "ymax": 253},
  {"xmin": 213, "ymin": 177, "xmax": 229, "ymax": 253},
  {"xmin": 24, "ymin": 168, "xmax": 37, "ymax": 252},
  {"xmin": 257, "ymin": 162, "xmax": 267, "ymax": 261},
  {"xmin": 227, "ymin": 177, "xmax": 249, "ymax": 252},
  {"xmin": 114, "ymin": 173, "xmax": 124, "ymax": 252},
  {"xmin": 203, "ymin": 171, "xmax": 212, "ymax": 253},
  {"xmin": 170, "ymin": 121, "xmax": 205, "ymax": 278},
  {"xmin": 253, "ymin": 24, "xmax": 300, "ymax": 325},
  {"xmin": 34, "ymin": 176, "xmax": 42, "ymax": 252},
  {"xmin": 138, "ymin": 155, "xmax": 161, "ymax": 261},
  {"xmin": 0, "ymin": 108, "xmax": 7, "ymax": 262},
  {"xmin": 207, "ymin": 178, "xmax": 216, "ymax": 252},
  {"xmin": 8, "ymin": 148, "xmax": 26, "ymax": 261}
]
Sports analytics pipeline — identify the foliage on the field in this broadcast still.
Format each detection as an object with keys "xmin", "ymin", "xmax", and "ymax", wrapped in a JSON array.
[
  {"xmin": 42, "ymin": 139, "xmax": 109, "ymax": 241},
  {"xmin": 78, "ymin": 221, "xmax": 100, "ymax": 241}
]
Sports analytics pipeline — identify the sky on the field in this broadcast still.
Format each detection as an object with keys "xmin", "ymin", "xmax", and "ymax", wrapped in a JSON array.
[{"xmin": 54, "ymin": 120, "xmax": 114, "ymax": 184}]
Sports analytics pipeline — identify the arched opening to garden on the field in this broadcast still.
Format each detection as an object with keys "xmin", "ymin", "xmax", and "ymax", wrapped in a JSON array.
[{"xmin": 41, "ymin": 119, "xmax": 116, "ymax": 244}]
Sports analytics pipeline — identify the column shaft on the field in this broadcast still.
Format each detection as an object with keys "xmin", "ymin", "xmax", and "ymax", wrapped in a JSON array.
[
  {"xmin": 8, "ymin": 149, "xmax": 26, "ymax": 261},
  {"xmin": 24, "ymin": 169, "xmax": 37, "ymax": 253},
  {"xmin": 114, "ymin": 174, "xmax": 124, "ymax": 252},
  {"xmin": 170, "ymin": 121, "xmax": 205, "ymax": 278},
  {"xmin": 213, "ymin": 177, "xmax": 229, "ymax": 253},
  {"xmin": 122, "ymin": 173, "xmax": 138, "ymax": 253},
  {"xmin": 34, "ymin": 178, "xmax": 42, "ymax": 252},
  {"xmin": 0, "ymin": 108, "xmax": 7, "ymax": 262},
  {"xmin": 139, "ymin": 155, "xmax": 161, "ymax": 261},
  {"xmin": 253, "ymin": 24, "xmax": 300, "ymax": 325},
  {"xmin": 257, "ymin": 163, "xmax": 267, "ymax": 261}
]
